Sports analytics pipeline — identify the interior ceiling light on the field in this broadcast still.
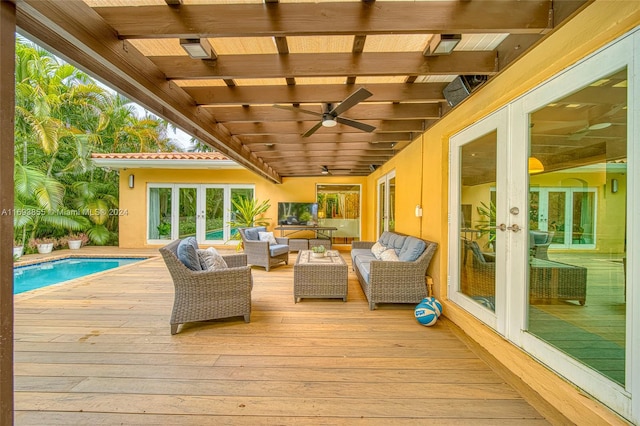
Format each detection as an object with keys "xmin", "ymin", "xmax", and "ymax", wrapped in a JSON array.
[
  {"xmin": 321, "ymin": 165, "xmax": 330, "ymax": 174},
  {"xmin": 180, "ymin": 38, "xmax": 216, "ymax": 60},
  {"xmin": 528, "ymin": 157, "xmax": 545, "ymax": 174},
  {"xmin": 424, "ymin": 34, "xmax": 461, "ymax": 56}
]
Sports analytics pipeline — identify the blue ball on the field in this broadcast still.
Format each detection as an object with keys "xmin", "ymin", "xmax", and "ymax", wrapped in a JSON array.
[
  {"xmin": 421, "ymin": 297, "xmax": 443, "ymax": 317},
  {"xmin": 414, "ymin": 303, "xmax": 438, "ymax": 326}
]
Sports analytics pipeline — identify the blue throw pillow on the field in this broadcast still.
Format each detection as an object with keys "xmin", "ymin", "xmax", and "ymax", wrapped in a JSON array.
[
  {"xmin": 177, "ymin": 237, "xmax": 202, "ymax": 271},
  {"xmin": 398, "ymin": 237, "xmax": 426, "ymax": 262}
]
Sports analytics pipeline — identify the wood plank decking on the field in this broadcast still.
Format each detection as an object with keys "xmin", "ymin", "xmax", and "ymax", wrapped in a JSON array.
[{"xmin": 13, "ymin": 247, "xmax": 565, "ymax": 424}]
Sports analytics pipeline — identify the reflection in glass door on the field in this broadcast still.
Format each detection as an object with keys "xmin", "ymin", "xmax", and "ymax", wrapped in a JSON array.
[
  {"xmin": 449, "ymin": 108, "xmax": 509, "ymax": 332},
  {"xmin": 526, "ymin": 67, "xmax": 628, "ymax": 389},
  {"xmin": 458, "ymin": 131, "xmax": 498, "ymax": 313},
  {"xmin": 530, "ymin": 188, "xmax": 597, "ymax": 249}
]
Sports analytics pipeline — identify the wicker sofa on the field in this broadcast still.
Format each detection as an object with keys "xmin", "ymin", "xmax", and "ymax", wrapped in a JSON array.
[
  {"xmin": 351, "ymin": 232, "xmax": 438, "ymax": 310},
  {"xmin": 160, "ymin": 239, "xmax": 253, "ymax": 334}
]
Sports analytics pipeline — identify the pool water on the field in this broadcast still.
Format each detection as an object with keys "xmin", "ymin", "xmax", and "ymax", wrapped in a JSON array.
[{"xmin": 13, "ymin": 257, "xmax": 145, "ymax": 294}]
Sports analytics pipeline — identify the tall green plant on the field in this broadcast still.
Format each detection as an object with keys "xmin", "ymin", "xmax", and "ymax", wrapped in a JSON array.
[
  {"xmin": 475, "ymin": 201, "xmax": 496, "ymax": 249},
  {"xmin": 227, "ymin": 197, "xmax": 271, "ymax": 249}
]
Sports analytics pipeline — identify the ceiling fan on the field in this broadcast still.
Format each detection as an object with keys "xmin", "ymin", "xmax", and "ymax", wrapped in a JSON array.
[
  {"xmin": 273, "ymin": 87, "xmax": 376, "ymax": 137},
  {"xmin": 321, "ymin": 165, "xmax": 353, "ymax": 175}
]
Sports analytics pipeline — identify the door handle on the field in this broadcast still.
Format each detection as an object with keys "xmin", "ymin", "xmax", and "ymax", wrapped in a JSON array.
[
  {"xmin": 490, "ymin": 224, "xmax": 507, "ymax": 231},
  {"xmin": 507, "ymin": 224, "xmax": 521, "ymax": 232}
]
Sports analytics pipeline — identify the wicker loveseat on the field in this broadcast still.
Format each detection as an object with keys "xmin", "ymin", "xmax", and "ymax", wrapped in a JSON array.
[
  {"xmin": 351, "ymin": 232, "xmax": 438, "ymax": 310},
  {"xmin": 160, "ymin": 239, "xmax": 253, "ymax": 334},
  {"xmin": 238, "ymin": 226, "xmax": 290, "ymax": 271}
]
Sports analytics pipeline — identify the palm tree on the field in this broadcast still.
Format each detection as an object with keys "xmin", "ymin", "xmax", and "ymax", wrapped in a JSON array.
[{"xmin": 14, "ymin": 161, "xmax": 89, "ymax": 245}]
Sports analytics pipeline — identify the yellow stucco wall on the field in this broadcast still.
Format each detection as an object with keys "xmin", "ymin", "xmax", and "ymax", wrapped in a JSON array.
[{"xmin": 118, "ymin": 168, "xmax": 369, "ymax": 248}]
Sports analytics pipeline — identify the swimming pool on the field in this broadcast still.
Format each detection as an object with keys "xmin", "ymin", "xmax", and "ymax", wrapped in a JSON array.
[{"xmin": 13, "ymin": 257, "xmax": 145, "ymax": 294}]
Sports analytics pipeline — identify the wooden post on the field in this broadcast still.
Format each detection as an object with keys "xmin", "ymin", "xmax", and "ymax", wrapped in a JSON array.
[{"xmin": 0, "ymin": 1, "xmax": 16, "ymax": 424}]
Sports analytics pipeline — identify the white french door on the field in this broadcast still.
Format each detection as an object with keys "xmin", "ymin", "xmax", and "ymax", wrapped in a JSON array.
[
  {"xmin": 449, "ymin": 30, "xmax": 638, "ymax": 422},
  {"xmin": 147, "ymin": 184, "xmax": 254, "ymax": 244}
]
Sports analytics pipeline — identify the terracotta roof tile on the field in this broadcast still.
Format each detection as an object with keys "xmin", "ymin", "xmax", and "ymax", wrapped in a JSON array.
[{"xmin": 91, "ymin": 152, "xmax": 230, "ymax": 161}]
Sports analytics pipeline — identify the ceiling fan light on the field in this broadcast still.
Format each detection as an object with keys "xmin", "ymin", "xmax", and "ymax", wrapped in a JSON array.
[
  {"xmin": 588, "ymin": 122, "xmax": 612, "ymax": 130},
  {"xmin": 322, "ymin": 117, "xmax": 337, "ymax": 127},
  {"xmin": 321, "ymin": 166, "xmax": 330, "ymax": 174}
]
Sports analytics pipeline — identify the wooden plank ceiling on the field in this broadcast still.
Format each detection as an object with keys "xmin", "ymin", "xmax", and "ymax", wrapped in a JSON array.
[{"xmin": 15, "ymin": 0, "xmax": 589, "ymax": 183}]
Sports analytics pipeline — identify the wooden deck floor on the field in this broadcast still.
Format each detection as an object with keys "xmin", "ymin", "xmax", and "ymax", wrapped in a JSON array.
[{"xmin": 13, "ymin": 247, "xmax": 565, "ymax": 424}]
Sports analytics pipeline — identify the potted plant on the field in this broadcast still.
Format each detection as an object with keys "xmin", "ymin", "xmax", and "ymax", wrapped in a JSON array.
[
  {"xmin": 29, "ymin": 237, "xmax": 56, "ymax": 254},
  {"xmin": 311, "ymin": 245, "xmax": 326, "ymax": 258},
  {"xmin": 227, "ymin": 197, "xmax": 271, "ymax": 251},
  {"xmin": 475, "ymin": 201, "xmax": 497, "ymax": 250},
  {"xmin": 66, "ymin": 232, "xmax": 89, "ymax": 250},
  {"xmin": 13, "ymin": 239, "xmax": 24, "ymax": 259},
  {"xmin": 157, "ymin": 221, "xmax": 171, "ymax": 238}
]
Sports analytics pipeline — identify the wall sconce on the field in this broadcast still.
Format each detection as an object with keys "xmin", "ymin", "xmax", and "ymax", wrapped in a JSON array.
[
  {"xmin": 424, "ymin": 34, "xmax": 461, "ymax": 56},
  {"xmin": 180, "ymin": 38, "xmax": 216, "ymax": 60},
  {"xmin": 128, "ymin": 174, "xmax": 135, "ymax": 189},
  {"xmin": 415, "ymin": 204, "xmax": 423, "ymax": 217},
  {"xmin": 611, "ymin": 178, "xmax": 618, "ymax": 193}
]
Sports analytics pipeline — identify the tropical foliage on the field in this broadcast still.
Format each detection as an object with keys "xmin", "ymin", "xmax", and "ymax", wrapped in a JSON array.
[
  {"xmin": 227, "ymin": 197, "xmax": 271, "ymax": 250},
  {"xmin": 13, "ymin": 38, "xmax": 182, "ymax": 250}
]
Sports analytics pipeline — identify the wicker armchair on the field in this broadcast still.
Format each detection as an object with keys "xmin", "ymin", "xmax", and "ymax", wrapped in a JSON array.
[
  {"xmin": 461, "ymin": 239, "xmax": 495, "ymax": 298},
  {"xmin": 238, "ymin": 226, "xmax": 290, "ymax": 271},
  {"xmin": 160, "ymin": 239, "xmax": 253, "ymax": 335},
  {"xmin": 530, "ymin": 230, "xmax": 554, "ymax": 260}
]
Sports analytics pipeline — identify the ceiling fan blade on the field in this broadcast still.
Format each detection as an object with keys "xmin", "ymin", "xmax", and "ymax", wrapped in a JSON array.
[
  {"xmin": 272, "ymin": 104, "xmax": 322, "ymax": 117},
  {"xmin": 330, "ymin": 87, "xmax": 373, "ymax": 116},
  {"xmin": 302, "ymin": 121, "xmax": 323, "ymax": 137},
  {"xmin": 335, "ymin": 116, "xmax": 376, "ymax": 133}
]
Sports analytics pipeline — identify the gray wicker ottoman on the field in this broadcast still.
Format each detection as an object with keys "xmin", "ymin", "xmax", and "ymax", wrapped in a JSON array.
[{"xmin": 294, "ymin": 250, "xmax": 348, "ymax": 303}]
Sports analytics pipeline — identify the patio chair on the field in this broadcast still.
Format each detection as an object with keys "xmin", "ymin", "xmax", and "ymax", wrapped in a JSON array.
[
  {"xmin": 160, "ymin": 239, "xmax": 253, "ymax": 335},
  {"xmin": 238, "ymin": 226, "xmax": 290, "ymax": 271},
  {"xmin": 530, "ymin": 230, "xmax": 554, "ymax": 260}
]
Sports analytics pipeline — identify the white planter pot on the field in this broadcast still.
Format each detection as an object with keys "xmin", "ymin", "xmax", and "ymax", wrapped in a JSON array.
[
  {"xmin": 13, "ymin": 246, "xmax": 24, "ymax": 258},
  {"xmin": 68, "ymin": 240, "xmax": 82, "ymax": 250},
  {"xmin": 311, "ymin": 251, "xmax": 325, "ymax": 258},
  {"xmin": 37, "ymin": 243, "xmax": 54, "ymax": 254}
]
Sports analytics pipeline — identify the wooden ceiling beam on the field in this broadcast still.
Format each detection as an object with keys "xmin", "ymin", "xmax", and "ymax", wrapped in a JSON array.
[
  {"xmin": 240, "ymin": 133, "xmax": 411, "ymax": 144},
  {"xmin": 206, "ymin": 103, "xmax": 441, "ymax": 121},
  {"xmin": 250, "ymin": 142, "xmax": 398, "ymax": 152},
  {"xmin": 16, "ymin": 0, "xmax": 281, "ymax": 184},
  {"xmin": 187, "ymin": 83, "xmax": 447, "ymax": 105},
  {"xmin": 224, "ymin": 120, "xmax": 426, "ymax": 135},
  {"xmin": 95, "ymin": 2, "xmax": 551, "ymax": 38},
  {"xmin": 150, "ymin": 51, "xmax": 497, "ymax": 80}
]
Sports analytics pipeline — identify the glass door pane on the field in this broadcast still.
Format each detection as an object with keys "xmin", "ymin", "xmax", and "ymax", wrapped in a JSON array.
[
  {"xmin": 527, "ymin": 67, "xmax": 627, "ymax": 386},
  {"xmin": 388, "ymin": 176, "xmax": 396, "ymax": 232},
  {"xmin": 378, "ymin": 179, "xmax": 385, "ymax": 237},
  {"xmin": 459, "ymin": 131, "xmax": 498, "ymax": 312},
  {"xmin": 148, "ymin": 187, "xmax": 172, "ymax": 240},
  {"xmin": 178, "ymin": 187, "xmax": 197, "ymax": 239},
  {"xmin": 204, "ymin": 187, "xmax": 224, "ymax": 241}
]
